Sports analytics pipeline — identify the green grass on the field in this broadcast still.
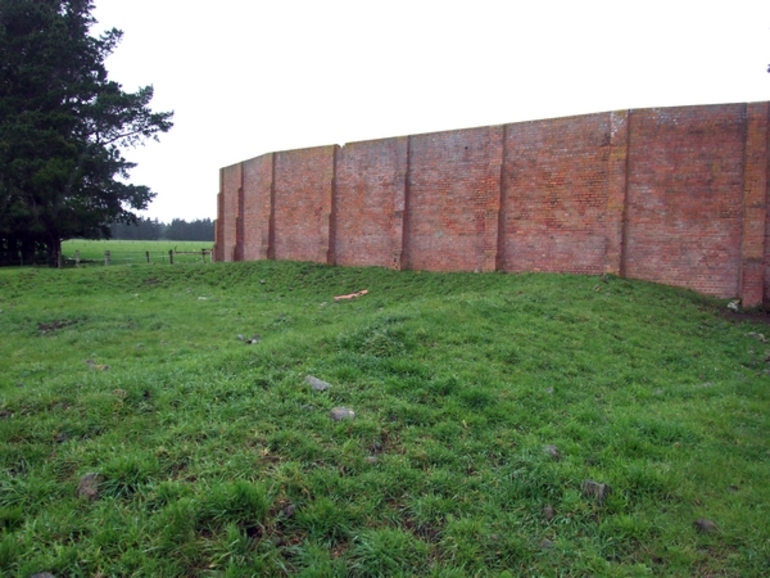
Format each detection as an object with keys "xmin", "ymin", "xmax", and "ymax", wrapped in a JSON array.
[
  {"xmin": 62, "ymin": 239, "xmax": 213, "ymax": 265},
  {"xmin": 1, "ymin": 259, "xmax": 769, "ymax": 577}
]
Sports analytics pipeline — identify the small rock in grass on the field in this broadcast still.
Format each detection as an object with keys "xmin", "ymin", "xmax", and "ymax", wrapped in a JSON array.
[
  {"xmin": 76, "ymin": 473, "xmax": 103, "ymax": 501},
  {"xmin": 582, "ymin": 479, "xmax": 611, "ymax": 506},
  {"xmin": 237, "ymin": 334, "xmax": 245, "ymax": 341},
  {"xmin": 282, "ymin": 503, "xmax": 296, "ymax": 518},
  {"xmin": 539, "ymin": 538, "xmax": 554, "ymax": 549},
  {"xmin": 543, "ymin": 444, "xmax": 561, "ymax": 461},
  {"xmin": 544, "ymin": 386, "xmax": 554, "ymax": 394},
  {"xmin": 694, "ymin": 518, "xmax": 719, "ymax": 533},
  {"xmin": 0, "ymin": 409, "xmax": 10, "ymax": 420},
  {"xmin": 29, "ymin": 573, "xmax": 57, "ymax": 578},
  {"xmin": 366, "ymin": 455, "xmax": 379, "ymax": 464},
  {"xmin": 306, "ymin": 375, "xmax": 332, "ymax": 392},
  {"xmin": 747, "ymin": 331, "xmax": 767, "ymax": 343},
  {"xmin": 330, "ymin": 407, "xmax": 355, "ymax": 421},
  {"xmin": 543, "ymin": 504, "xmax": 555, "ymax": 521},
  {"xmin": 259, "ymin": 279, "xmax": 266, "ymax": 284},
  {"xmin": 55, "ymin": 432, "xmax": 70, "ymax": 443}
]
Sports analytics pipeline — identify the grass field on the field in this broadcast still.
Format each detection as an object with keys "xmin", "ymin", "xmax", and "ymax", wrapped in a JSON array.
[
  {"xmin": 62, "ymin": 239, "xmax": 214, "ymax": 265},
  {"xmin": 1, "ymin": 260, "xmax": 769, "ymax": 576}
]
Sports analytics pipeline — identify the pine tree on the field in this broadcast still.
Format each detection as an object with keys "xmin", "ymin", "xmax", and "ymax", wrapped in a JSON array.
[{"xmin": 0, "ymin": 0, "xmax": 173, "ymax": 264}]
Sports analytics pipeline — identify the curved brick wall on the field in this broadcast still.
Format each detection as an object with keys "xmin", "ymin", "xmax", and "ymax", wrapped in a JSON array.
[{"xmin": 215, "ymin": 102, "xmax": 770, "ymax": 307}]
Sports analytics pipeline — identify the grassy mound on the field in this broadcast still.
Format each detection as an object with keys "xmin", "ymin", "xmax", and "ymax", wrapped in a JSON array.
[{"xmin": 1, "ymin": 261, "xmax": 768, "ymax": 576}]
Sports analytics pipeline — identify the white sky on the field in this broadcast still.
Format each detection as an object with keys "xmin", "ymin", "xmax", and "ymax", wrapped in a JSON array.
[{"xmin": 91, "ymin": 0, "xmax": 770, "ymax": 223}]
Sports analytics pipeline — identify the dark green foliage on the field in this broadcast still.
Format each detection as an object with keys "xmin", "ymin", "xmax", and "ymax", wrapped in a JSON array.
[{"xmin": 0, "ymin": 0, "xmax": 173, "ymax": 265}]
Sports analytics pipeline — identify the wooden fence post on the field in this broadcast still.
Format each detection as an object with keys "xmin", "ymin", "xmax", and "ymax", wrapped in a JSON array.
[
  {"xmin": 201, "ymin": 248, "xmax": 206, "ymax": 263},
  {"xmin": 168, "ymin": 249, "xmax": 174, "ymax": 265},
  {"xmin": 146, "ymin": 251, "xmax": 150, "ymax": 264},
  {"xmin": 75, "ymin": 250, "xmax": 81, "ymax": 267},
  {"xmin": 104, "ymin": 251, "xmax": 110, "ymax": 266}
]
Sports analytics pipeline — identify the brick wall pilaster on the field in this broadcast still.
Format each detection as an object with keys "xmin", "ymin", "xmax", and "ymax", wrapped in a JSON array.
[
  {"xmin": 741, "ymin": 102, "xmax": 770, "ymax": 306},
  {"xmin": 606, "ymin": 110, "xmax": 630, "ymax": 275}
]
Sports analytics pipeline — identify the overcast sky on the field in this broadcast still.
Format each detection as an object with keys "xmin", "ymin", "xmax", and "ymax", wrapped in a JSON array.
[{"xmin": 91, "ymin": 0, "xmax": 770, "ymax": 223}]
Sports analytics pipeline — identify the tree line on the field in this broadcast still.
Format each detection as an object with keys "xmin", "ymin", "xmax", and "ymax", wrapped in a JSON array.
[{"xmin": 110, "ymin": 217, "xmax": 214, "ymax": 242}]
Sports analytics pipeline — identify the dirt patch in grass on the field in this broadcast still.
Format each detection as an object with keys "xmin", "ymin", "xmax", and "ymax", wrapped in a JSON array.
[{"xmin": 37, "ymin": 318, "xmax": 82, "ymax": 335}]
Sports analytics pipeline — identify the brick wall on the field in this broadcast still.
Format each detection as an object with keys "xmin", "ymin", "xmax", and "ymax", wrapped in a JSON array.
[
  {"xmin": 624, "ymin": 105, "xmax": 745, "ymax": 297},
  {"xmin": 500, "ymin": 113, "xmax": 611, "ymax": 275},
  {"xmin": 333, "ymin": 137, "xmax": 408, "ymax": 268},
  {"xmin": 405, "ymin": 127, "xmax": 503, "ymax": 272},
  {"xmin": 273, "ymin": 146, "xmax": 335, "ymax": 264},
  {"xmin": 216, "ymin": 102, "xmax": 770, "ymax": 307}
]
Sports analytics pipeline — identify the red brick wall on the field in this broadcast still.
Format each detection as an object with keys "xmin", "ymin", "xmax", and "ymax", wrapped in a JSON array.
[
  {"xmin": 500, "ymin": 113, "xmax": 611, "ymax": 275},
  {"xmin": 405, "ymin": 126, "xmax": 503, "ymax": 272},
  {"xmin": 624, "ymin": 105, "xmax": 746, "ymax": 297},
  {"xmin": 273, "ymin": 146, "xmax": 335, "ymax": 264},
  {"xmin": 221, "ymin": 102, "xmax": 770, "ymax": 306},
  {"xmin": 220, "ymin": 163, "xmax": 241, "ymax": 262},
  {"xmin": 333, "ymin": 137, "xmax": 408, "ymax": 268},
  {"xmin": 241, "ymin": 154, "xmax": 273, "ymax": 261}
]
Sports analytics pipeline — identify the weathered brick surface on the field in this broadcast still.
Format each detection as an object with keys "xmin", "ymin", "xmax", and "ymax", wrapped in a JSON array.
[
  {"xmin": 273, "ymin": 146, "xmax": 335, "ymax": 263},
  {"xmin": 220, "ymin": 163, "xmax": 241, "ymax": 262},
  {"xmin": 333, "ymin": 137, "xmax": 408, "ymax": 268},
  {"xmin": 220, "ymin": 102, "xmax": 770, "ymax": 305},
  {"xmin": 500, "ymin": 113, "xmax": 610, "ymax": 274},
  {"xmin": 624, "ymin": 105, "xmax": 746, "ymax": 298},
  {"xmin": 241, "ymin": 154, "xmax": 273, "ymax": 261},
  {"xmin": 405, "ymin": 126, "xmax": 503, "ymax": 272}
]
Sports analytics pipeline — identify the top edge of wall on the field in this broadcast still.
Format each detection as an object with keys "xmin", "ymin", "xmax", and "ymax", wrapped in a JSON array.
[{"xmin": 224, "ymin": 100, "xmax": 769, "ymax": 169}]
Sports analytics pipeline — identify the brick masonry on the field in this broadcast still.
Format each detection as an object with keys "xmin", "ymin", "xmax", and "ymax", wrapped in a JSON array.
[{"xmin": 215, "ymin": 102, "xmax": 770, "ymax": 307}]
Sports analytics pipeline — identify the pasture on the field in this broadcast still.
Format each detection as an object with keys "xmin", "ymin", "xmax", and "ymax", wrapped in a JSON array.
[
  {"xmin": 0, "ymin": 259, "xmax": 769, "ymax": 576},
  {"xmin": 61, "ymin": 239, "xmax": 213, "ymax": 265}
]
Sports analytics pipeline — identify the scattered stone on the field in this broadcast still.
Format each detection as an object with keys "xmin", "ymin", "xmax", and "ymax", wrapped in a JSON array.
[
  {"xmin": 365, "ymin": 455, "xmax": 379, "ymax": 464},
  {"xmin": 302, "ymin": 404, "xmax": 314, "ymax": 412},
  {"xmin": 282, "ymin": 503, "xmax": 296, "ymax": 518},
  {"xmin": 197, "ymin": 296, "xmax": 208, "ymax": 301},
  {"xmin": 543, "ymin": 504, "xmax": 555, "ymax": 521},
  {"xmin": 727, "ymin": 300, "xmax": 740, "ymax": 312},
  {"xmin": 76, "ymin": 473, "xmax": 103, "ymax": 501},
  {"xmin": 0, "ymin": 409, "xmax": 10, "ymax": 420},
  {"xmin": 694, "ymin": 518, "xmax": 719, "ymax": 534},
  {"xmin": 582, "ymin": 479, "xmax": 611, "ymax": 506},
  {"xmin": 543, "ymin": 444, "xmax": 561, "ymax": 461},
  {"xmin": 305, "ymin": 375, "xmax": 332, "ymax": 392},
  {"xmin": 539, "ymin": 538, "xmax": 554, "ymax": 549},
  {"xmin": 544, "ymin": 386, "xmax": 554, "ymax": 395},
  {"xmin": 237, "ymin": 334, "xmax": 245, "ymax": 341},
  {"xmin": 85, "ymin": 359, "xmax": 109, "ymax": 371},
  {"xmin": 330, "ymin": 407, "xmax": 355, "ymax": 421},
  {"xmin": 55, "ymin": 432, "xmax": 70, "ymax": 443},
  {"xmin": 728, "ymin": 485, "xmax": 739, "ymax": 493},
  {"xmin": 246, "ymin": 334, "xmax": 261, "ymax": 345},
  {"xmin": 747, "ymin": 331, "xmax": 767, "ymax": 343},
  {"xmin": 370, "ymin": 440, "xmax": 383, "ymax": 454},
  {"xmin": 259, "ymin": 279, "xmax": 266, "ymax": 284}
]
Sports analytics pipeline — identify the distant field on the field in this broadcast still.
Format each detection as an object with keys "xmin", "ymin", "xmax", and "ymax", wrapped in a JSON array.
[
  {"xmin": 62, "ymin": 239, "xmax": 214, "ymax": 265},
  {"xmin": 1, "ymin": 261, "xmax": 769, "ymax": 576}
]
